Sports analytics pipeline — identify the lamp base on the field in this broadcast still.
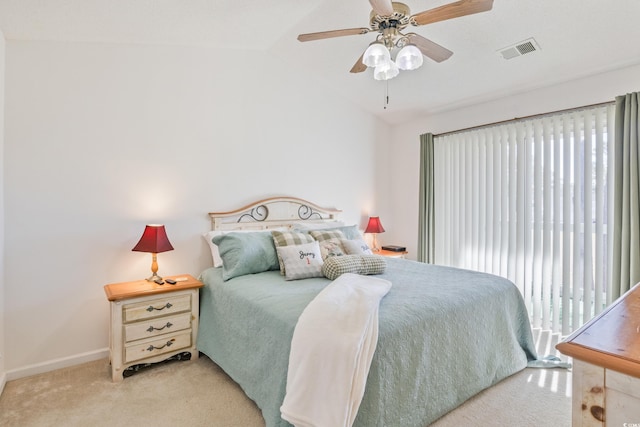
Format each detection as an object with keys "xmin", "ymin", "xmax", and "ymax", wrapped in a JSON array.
[
  {"xmin": 145, "ymin": 253, "xmax": 163, "ymax": 282},
  {"xmin": 371, "ymin": 234, "xmax": 381, "ymax": 252},
  {"xmin": 145, "ymin": 273, "xmax": 163, "ymax": 282}
]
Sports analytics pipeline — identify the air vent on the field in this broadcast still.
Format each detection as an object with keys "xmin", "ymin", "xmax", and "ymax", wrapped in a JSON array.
[{"xmin": 498, "ymin": 38, "xmax": 540, "ymax": 60}]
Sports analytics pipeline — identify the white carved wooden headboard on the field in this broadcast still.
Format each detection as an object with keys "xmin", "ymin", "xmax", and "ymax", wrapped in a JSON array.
[{"xmin": 209, "ymin": 197, "xmax": 342, "ymax": 231}]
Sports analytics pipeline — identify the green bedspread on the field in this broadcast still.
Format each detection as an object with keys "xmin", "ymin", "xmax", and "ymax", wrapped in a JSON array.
[{"xmin": 197, "ymin": 258, "xmax": 537, "ymax": 427}]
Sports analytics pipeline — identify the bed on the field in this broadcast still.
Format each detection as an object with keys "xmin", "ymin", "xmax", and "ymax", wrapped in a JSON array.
[{"xmin": 197, "ymin": 197, "xmax": 537, "ymax": 427}]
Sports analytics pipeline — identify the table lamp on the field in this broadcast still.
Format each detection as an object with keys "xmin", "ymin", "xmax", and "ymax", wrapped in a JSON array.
[
  {"xmin": 364, "ymin": 216, "xmax": 385, "ymax": 252},
  {"xmin": 132, "ymin": 224, "xmax": 174, "ymax": 281}
]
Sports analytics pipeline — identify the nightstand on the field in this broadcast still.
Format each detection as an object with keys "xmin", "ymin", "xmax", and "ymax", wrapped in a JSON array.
[
  {"xmin": 377, "ymin": 249, "xmax": 408, "ymax": 258},
  {"xmin": 104, "ymin": 274, "xmax": 204, "ymax": 382},
  {"xmin": 556, "ymin": 283, "xmax": 640, "ymax": 426}
]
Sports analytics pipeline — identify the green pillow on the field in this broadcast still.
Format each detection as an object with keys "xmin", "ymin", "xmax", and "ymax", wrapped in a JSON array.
[
  {"xmin": 212, "ymin": 232, "xmax": 279, "ymax": 281},
  {"xmin": 332, "ymin": 225, "xmax": 361, "ymax": 240}
]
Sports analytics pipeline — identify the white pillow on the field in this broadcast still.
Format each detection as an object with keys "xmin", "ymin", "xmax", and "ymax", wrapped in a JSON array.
[
  {"xmin": 203, "ymin": 228, "xmax": 287, "ymax": 267},
  {"xmin": 341, "ymin": 238, "xmax": 373, "ymax": 255},
  {"xmin": 203, "ymin": 231, "xmax": 224, "ymax": 267},
  {"xmin": 276, "ymin": 241, "xmax": 324, "ymax": 281}
]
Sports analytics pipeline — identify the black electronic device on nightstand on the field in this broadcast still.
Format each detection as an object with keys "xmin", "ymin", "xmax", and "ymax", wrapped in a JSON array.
[{"xmin": 381, "ymin": 245, "xmax": 406, "ymax": 252}]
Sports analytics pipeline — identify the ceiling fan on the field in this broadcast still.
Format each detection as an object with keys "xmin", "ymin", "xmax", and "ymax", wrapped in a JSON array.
[{"xmin": 298, "ymin": 0, "xmax": 494, "ymax": 80}]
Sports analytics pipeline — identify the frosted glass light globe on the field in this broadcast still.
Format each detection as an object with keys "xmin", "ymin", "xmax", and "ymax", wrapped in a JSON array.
[
  {"xmin": 373, "ymin": 60, "xmax": 399, "ymax": 80},
  {"xmin": 363, "ymin": 42, "xmax": 391, "ymax": 68},
  {"xmin": 395, "ymin": 44, "xmax": 423, "ymax": 71}
]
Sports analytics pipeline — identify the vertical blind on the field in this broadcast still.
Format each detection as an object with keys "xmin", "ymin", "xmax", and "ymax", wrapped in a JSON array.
[{"xmin": 433, "ymin": 104, "xmax": 615, "ymax": 334}]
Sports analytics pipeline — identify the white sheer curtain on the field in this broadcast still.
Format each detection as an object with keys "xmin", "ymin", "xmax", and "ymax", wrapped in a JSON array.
[{"xmin": 433, "ymin": 104, "xmax": 615, "ymax": 334}]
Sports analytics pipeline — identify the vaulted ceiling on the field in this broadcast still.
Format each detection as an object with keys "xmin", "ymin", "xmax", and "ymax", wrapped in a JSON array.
[{"xmin": 1, "ymin": 0, "xmax": 639, "ymax": 124}]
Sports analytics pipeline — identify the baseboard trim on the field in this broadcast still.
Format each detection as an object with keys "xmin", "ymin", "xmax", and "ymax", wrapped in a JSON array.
[
  {"xmin": 0, "ymin": 371, "xmax": 6, "ymax": 396},
  {"xmin": 5, "ymin": 348, "xmax": 109, "ymax": 382}
]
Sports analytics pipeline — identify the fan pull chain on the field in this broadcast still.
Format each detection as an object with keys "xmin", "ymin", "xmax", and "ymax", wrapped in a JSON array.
[{"xmin": 384, "ymin": 79, "xmax": 390, "ymax": 109}]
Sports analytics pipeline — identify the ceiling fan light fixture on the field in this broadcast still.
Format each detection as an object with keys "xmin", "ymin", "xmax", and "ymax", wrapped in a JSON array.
[
  {"xmin": 395, "ymin": 44, "xmax": 423, "ymax": 71},
  {"xmin": 373, "ymin": 60, "xmax": 399, "ymax": 81},
  {"xmin": 297, "ymin": 0, "xmax": 493, "ymax": 82},
  {"xmin": 363, "ymin": 42, "xmax": 391, "ymax": 68}
]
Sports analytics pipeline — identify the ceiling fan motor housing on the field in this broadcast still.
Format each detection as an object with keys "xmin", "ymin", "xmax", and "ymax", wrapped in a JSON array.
[{"xmin": 370, "ymin": 2, "xmax": 411, "ymax": 32}]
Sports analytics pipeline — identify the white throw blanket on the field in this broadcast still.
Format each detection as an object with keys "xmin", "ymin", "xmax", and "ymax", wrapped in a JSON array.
[{"xmin": 280, "ymin": 273, "xmax": 392, "ymax": 427}]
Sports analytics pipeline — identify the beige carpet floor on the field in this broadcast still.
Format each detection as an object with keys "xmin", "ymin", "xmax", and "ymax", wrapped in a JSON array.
[{"xmin": 0, "ymin": 329, "xmax": 571, "ymax": 427}]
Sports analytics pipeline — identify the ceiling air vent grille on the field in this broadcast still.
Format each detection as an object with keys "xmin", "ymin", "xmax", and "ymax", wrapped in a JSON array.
[{"xmin": 498, "ymin": 38, "xmax": 540, "ymax": 60}]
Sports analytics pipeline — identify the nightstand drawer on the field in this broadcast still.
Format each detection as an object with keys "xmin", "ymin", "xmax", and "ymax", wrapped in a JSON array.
[
  {"xmin": 123, "ymin": 294, "xmax": 191, "ymax": 323},
  {"xmin": 124, "ymin": 312, "xmax": 192, "ymax": 342},
  {"xmin": 125, "ymin": 330, "xmax": 192, "ymax": 363}
]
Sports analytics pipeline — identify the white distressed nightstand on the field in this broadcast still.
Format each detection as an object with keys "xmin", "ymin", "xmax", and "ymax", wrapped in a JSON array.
[
  {"xmin": 104, "ymin": 274, "xmax": 203, "ymax": 382},
  {"xmin": 556, "ymin": 282, "xmax": 640, "ymax": 426},
  {"xmin": 377, "ymin": 249, "xmax": 408, "ymax": 259}
]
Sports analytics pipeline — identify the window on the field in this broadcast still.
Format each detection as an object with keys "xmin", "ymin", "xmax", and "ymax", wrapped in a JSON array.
[{"xmin": 433, "ymin": 104, "xmax": 615, "ymax": 334}]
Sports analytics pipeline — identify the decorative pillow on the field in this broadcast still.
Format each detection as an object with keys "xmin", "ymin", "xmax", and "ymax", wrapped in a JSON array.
[
  {"xmin": 318, "ymin": 238, "xmax": 346, "ymax": 260},
  {"xmin": 309, "ymin": 229, "xmax": 346, "ymax": 242},
  {"xmin": 272, "ymin": 231, "xmax": 316, "ymax": 274},
  {"xmin": 322, "ymin": 255, "xmax": 387, "ymax": 280},
  {"xmin": 212, "ymin": 232, "xmax": 279, "ymax": 281},
  {"xmin": 341, "ymin": 238, "xmax": 373, "ymax": 255},
  {"xmin": 276, "ymin": 241, "xmax": 324, "ymax": 281}
]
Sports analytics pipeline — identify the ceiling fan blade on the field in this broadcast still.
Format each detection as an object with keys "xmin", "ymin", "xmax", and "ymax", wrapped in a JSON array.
[
  {"xmin": 406, "ymin": 34, "xmax": 453, "ymax": 63},
  {"xmin": 350, "ymin": 53, "xmax": 367, "ymax": 73},
  {"xmin": 298, "ymin": 28, "xmax": 370, "ymax": 42},
  {"xmin": 369, "ymin": 0, "xmax": 395, "ymax": 16},
  {"xmin": 411, "ymin": 0, "xmax": 493, "ymax": 26}
]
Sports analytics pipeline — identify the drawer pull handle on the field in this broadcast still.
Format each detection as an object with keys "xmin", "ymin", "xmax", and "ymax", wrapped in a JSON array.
[
  {"xmin": 146, "ymin": 339, "xmax": 175, "ymax": 352},
  {"xmin": 147, "ymin": 322, "xmax": 173, "ymax": 333},
  {"xmin": 146, "ymin": 302, "xmax": 173, "ymax": 312}
]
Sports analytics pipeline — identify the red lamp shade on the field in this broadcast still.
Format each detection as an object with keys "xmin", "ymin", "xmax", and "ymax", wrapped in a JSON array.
[
  {"xmin": 132, "ymin": 224, "xmax": 174, "ymax": 254},
  {"xmin": 132, "ymin": 224, "xmax": 174, "ymax": 282},
  {"xmin": 364, "ymin": 217, "xmax": 385, "ymax": 234}
]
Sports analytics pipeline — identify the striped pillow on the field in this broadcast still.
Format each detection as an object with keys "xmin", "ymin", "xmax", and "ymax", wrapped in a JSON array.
[{"xmin": 272, "ymin": 231, "xmax": 315, "ymax": 274}]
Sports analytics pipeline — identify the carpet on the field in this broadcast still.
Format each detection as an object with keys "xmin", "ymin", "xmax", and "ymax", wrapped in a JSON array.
[{"xmin": 0, "ymin": 329, "xmax": 571, "ymax": 426}]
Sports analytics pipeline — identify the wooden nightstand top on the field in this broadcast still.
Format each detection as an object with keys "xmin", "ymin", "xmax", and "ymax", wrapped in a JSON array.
[
  {"xmin": 557, "ymin": 282, "xmax": 640, "ymax": 379},
  {"xmin": 104, "ymin": 274, "xmax": 203, "ymax": 301},
  {"xmin": 377, "ymin": 249, "xmax": 408, "ymax": 258}
]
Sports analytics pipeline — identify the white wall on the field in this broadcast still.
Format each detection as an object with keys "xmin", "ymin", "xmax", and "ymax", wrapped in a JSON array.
[
  {"xmin": 7, "ymin": 38, "xmax": 637, "ymax": 381},
  {"xmin": 3, "ymin": 40, "xmax": 387, "ymax": 375},
  {"xmin": 383, "ymin": 63, "xmax": 640, "ymax": 259},
  {"xmin": 0, "ymin": 29, "xmax": 6, "ymax": 391}
]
